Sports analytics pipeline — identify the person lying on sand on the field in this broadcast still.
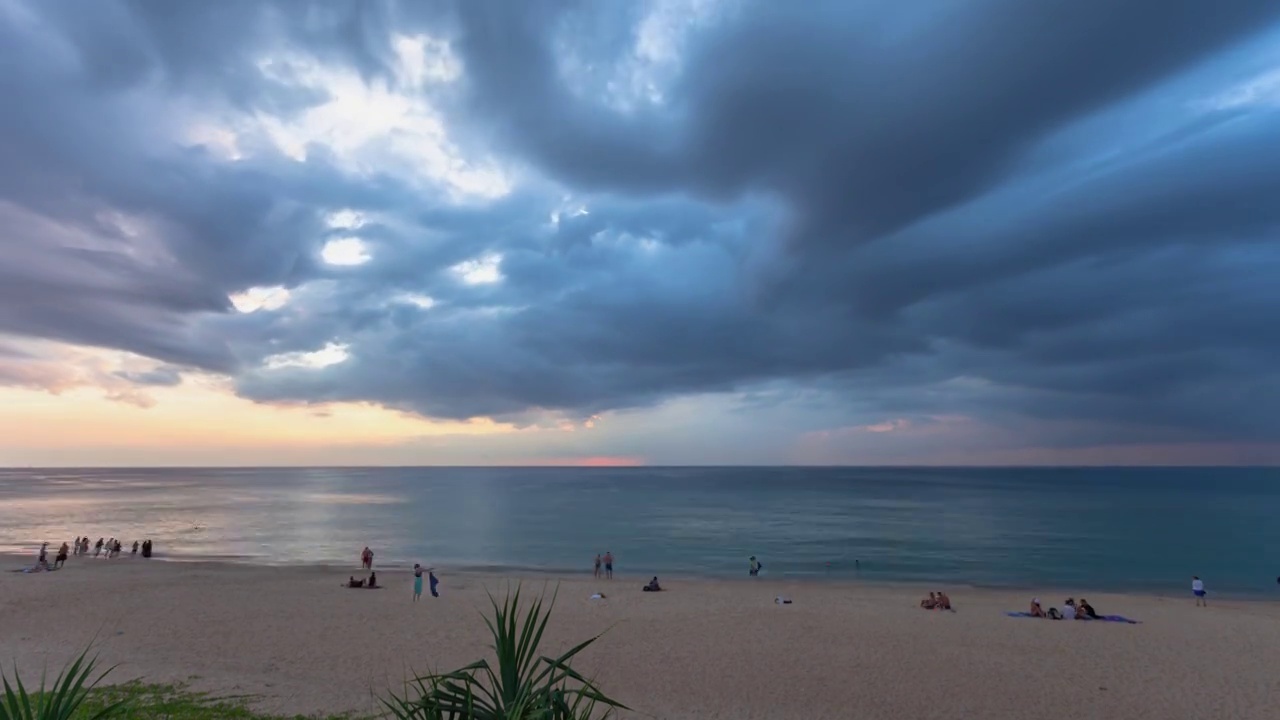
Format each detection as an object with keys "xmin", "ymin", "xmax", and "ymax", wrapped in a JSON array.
[
  {"xmin": 642, "ymin": 577, "xmax": 662, "ymax": 592},
  {"xmin": 920, "ymin": 592, "xmax": 937, "ymax": 609},
  {"xmin": 346, "ymin": 576, "xmax": 366, "ymax": 588},
  {"xmin": 935, "ymin": 591, "xmax": 952, "ymax": 610},
  {"xmin": 1030, "ymin": 598, "xmax": 1047, "ymax": 618}
]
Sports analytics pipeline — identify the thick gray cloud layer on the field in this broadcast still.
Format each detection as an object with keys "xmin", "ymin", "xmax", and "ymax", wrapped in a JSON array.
[{"xmin": 3, "ymin": 0, "xmax": 1279, "ymax": 448}]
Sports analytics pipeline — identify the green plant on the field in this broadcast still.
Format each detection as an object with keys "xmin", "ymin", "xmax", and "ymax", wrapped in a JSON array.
[
  {"xmin": 0, "ymin": 649, "xmax": 126, "ymax": 720},
  {"xmin": 382, "ymin": 585, "xmax": 627, "ymax": 720},
  {"xmin": 75, "ymin": 681, "xmax": 368, "ymax": 719}
]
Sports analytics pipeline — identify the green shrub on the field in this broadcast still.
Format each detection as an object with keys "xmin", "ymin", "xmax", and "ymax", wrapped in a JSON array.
[
  {"xmin": 382, "ymin": 586, "xmax": 626, "ymax": 720},
  {"xmin": 0, "ymin": 649, "xmax": 126, "ymax": 720}
]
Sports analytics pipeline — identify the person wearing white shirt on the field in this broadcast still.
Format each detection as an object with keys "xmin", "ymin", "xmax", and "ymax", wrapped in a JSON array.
[{"xmin": 1192, "ymin": 576, "xmax": 1207, "ymax": 607}]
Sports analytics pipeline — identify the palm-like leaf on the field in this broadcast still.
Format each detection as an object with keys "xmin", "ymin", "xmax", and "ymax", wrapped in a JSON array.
[
  {"xmin": 383, "ymin": 585, "xmax": 626, "ymax": 720},
  {"xmin": 0, "ymin": 648, "xmax": 127, "ymax": 720}
]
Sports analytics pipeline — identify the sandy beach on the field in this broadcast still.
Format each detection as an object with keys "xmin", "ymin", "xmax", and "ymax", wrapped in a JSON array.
[{"xmin": 3, "ymin": 556, "xmax": 1278, "ymax": 719}]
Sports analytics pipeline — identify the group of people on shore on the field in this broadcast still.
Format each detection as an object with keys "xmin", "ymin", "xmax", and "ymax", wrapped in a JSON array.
[
  {"xmin": 592, "ymin": 552, "xmax": 615, "ymax": 579},
  {"xmin": 920, "ymin": 591, "xmax": 953, "ymax": 610},
  {"xmin": 1027, "ymin": 596, "xmax": 1100, "ymax": 619},
  {"xmin": 70, "ymin": 536, "xmax": 155, "ymax": 559},
  {"xmin": 31, "ymin": 536, "xmax": 154, "ymax": 571},
  {"xmin": 348, "ymin": 548, "xmax": 438, "ymax": 602}
]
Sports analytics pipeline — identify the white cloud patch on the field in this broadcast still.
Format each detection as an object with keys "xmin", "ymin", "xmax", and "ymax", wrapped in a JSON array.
[
  {"xmin": 451, "ymin": 253, "xmax": 504, "ymax": 285},
  {"xmin": 395, "ymin": 293, "xmax": 437, "ymax": 310},
  {"xmin": 263, "ymin": 342, "xmax": 350, "ymax": 370},
  {"xmin": 245, "ymin": 47, "xmax": 509, "ymax": 199},
  {"xmin": 1203, "ymin": 67, "xmax": 1280, "ymax": 111},
  {"xmin": 321, "ymin": 236, "xmax": 371, "ymax": 266},
  {"xmin": 229, "ymin": 285, "xmax": 291, "ymax": 313},
  {"xmin": 608, "ymin": 0, "xmax": 731, "ymax": 110},
  {"xmin": 325, "ymin": 209, "xmax": 366, "ymax": 230},
  {"xmin": 392, "ymin": 33, "xmax": 463, "ymax": 89}
]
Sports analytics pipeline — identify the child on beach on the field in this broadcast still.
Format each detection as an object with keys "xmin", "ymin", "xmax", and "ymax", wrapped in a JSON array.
[
  {"xmin": 1193, "ymin": 576, "xmax": 1207, "ymax": 606},
  {"xmin": 413, "ymin": 564, "xmax": 424, "ymax": 602}
]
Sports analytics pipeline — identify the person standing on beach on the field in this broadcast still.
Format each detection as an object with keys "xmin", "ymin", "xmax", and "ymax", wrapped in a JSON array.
[
  {"xmin": 361, "ymin": 547, "xmax": 374, "ymax": 570},
  {"xmin": 1193, "ymin": 576, "xmax": 1207, "ymax": 606},
  {"xmin": 413, "ymin": 563, "xmax": 424, "ymax": 602},
  {"xmin": 73, "ymin": 537, "xmax": 81, "ymax": 556},
  {"xmin": 94, "ymin": 538, "xmax": 103, "ymax": 557},
  {"xmin": 594, "ymin": 554, "xmax": 602, "ymax": 578},
  {"xmin": 56, "ymin": 542, "xmax": 69, "ymax": 568},
  {"xmin": 749, "ymin": 556, "xmax": 761, "ymax": 576},
  {"xmin": 603, "ymin": 551, "xmax": 614, "ymax": 579}
]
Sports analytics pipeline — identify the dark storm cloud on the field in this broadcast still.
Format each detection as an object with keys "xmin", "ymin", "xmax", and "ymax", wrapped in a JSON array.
[
  {"xmin": 3, "ymin": 0, "xmax": 1280, "ymax": 448},
  {"xmin": 455, "ymin": 0, "xmax": 1280, "ymax": 242},
  {"xmin": 114, "ymin": 366, "xmax": 184, "ymax": 387}
]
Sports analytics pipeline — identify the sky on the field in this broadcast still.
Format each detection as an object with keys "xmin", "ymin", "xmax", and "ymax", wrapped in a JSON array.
[{"xmin": 3, "ymin": 0, "xmax": 1280, "ymax": 467}]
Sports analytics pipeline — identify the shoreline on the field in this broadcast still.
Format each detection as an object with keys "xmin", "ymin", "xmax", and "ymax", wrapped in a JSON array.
[{"xmin": 5, "ymin": 551, "xmax": 1274, "ymax": 602}]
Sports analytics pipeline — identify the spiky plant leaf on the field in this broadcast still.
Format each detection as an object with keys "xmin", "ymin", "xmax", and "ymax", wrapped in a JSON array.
[
  {"xmin": 382, "ymin": 584, "xmax": 626, "ymax": 719},
  {"xmin": 0, "ymin": 648, "xmax": 127, "ymax": 720}
]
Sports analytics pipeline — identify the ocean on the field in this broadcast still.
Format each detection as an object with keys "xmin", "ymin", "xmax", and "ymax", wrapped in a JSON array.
[{"xmin": 2, "ymin": 466, "xmax": 1277, "ymax": 596}]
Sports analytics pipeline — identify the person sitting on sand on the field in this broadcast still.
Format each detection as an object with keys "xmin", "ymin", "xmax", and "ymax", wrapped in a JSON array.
[
  {"xmin": 1078, "ymin": 598, "xmax": 1099, "ymax": 619},
  {"xmin": 920, "ymin": 592, "xmax": 937, "ymax": 609},
  {"xmin": 347, "ymin": 576, "xmax": 365, "ymax": 588},
  {"xmin": 367, "ymin": 571, "xmax": 378, "ymax": 588},
  {"xmin": 1060, "ymin": 598, "xmax": 1080, "ymax": 619},
  {"xmin": 642, "ymin": 576, "xmax": 662, "ymax": 592},
  {"xmin": 1030, "ymin": 598, "xmax": 1047, "ymax": 617},
  {"xmin": 935, "ymin": 590, "xmax": 952, "ymax": 610}
]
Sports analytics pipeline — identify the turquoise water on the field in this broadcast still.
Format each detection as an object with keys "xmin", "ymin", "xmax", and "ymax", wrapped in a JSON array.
[{"xmin": 1, "ymin": 467, "xmax": 1277, "ymax": 595}]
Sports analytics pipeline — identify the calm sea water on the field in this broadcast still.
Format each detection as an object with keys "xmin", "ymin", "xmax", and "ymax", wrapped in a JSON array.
[{"xmin": 1, "ymin": 467, "xmax": 1277, "ymax": 595}]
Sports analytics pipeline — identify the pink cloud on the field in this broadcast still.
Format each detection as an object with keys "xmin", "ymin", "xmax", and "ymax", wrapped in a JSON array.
[{"xmin": 520, "ymin": 455, "xmax": 645, "ymax": 467}]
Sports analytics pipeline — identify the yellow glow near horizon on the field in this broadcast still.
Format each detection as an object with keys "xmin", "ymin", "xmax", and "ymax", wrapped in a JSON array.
[{"xmin": 0, "ymin": 375, "xmax": 509, "ymax": 452}]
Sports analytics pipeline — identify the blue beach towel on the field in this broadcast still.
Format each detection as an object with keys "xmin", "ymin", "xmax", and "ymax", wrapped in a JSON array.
[{"xmin": 1005, "ymin": 611, "xmax": 1140, "ymax": 624}]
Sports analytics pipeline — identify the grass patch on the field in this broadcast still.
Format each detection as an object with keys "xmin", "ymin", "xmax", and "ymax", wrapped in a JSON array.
[{"xmin": 73, "ymin": 682, "xmax": 369, "ymax": 720}]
